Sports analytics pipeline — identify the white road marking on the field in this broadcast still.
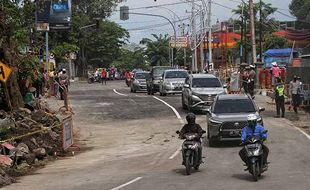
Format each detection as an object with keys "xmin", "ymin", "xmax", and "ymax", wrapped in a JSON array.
[
  {"xmin": 110, "ymin": 177, "xmax": 143, "ymax": 190},
  {"xmin": 294, "ymin": 126, "xmax": 310, "ymax": 140},
  {"xmin": 169, "ymin": 146, "xmax": 182, "ymax": 160},
  {"xmin": 152, "ymin": 96, "xmax": 184, "ymax": 160},
  {"xmin": 152, "ymin": 96, "xmax": 184, "ymax": 124},
  {"xmin": 113, "ymin": 89, "xmax": 128, "ymax": 96}
]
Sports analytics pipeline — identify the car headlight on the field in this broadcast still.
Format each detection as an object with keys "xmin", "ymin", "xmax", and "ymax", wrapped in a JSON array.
[{"xmin": 209, "ymin": 118, "xmax": 223, "ymax": 125}]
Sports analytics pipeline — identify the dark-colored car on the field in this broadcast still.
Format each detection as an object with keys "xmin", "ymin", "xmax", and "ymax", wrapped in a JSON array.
[
  {"xmin": 206, "ymin": 94, "xmax": 265, "ymax": 146},
  {"xmin": 130, "ymin": 71, "xmax": 150, "ymax": 93},
  {"xmin": 147, "ymin": 66, "xmax": 173, "ymax": 95},
  {"xmin": 182, "ymin": 74, "xmax": 226, "ymax": 112}
]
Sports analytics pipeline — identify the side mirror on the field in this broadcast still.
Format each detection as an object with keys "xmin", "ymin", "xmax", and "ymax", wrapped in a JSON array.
[
  {"xmin": 223, "ymin": 84, "xmax": 227, "ymax": 88},
  {"xmin": 202, "ymin": 130, "xmax": 206, "ymax": 134},
  {"xmin": 176, "ymin": 130, "xmax": 180, "ymax": 134},
  {"xmin": 183, "ymin": 84, "xmax": 190, "ymax": 88},
  {"xmin": 159, "ymin": 76, "xmax": 163, "ymax": 80},
  {"xmin": 259, "ymin": 107, "xmax": 265, "ymax": 112}
]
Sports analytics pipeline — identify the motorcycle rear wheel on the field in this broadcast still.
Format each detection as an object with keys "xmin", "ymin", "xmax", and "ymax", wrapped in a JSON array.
[{"xmin": 185, "ymin": 156, "xmax": 191, "ymax": 175}]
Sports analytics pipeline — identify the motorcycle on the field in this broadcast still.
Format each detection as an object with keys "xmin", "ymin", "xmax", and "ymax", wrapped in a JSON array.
[
  {"xmin": 242, "ymin": 130, "xmax": 268, "ymax": 181},
  {"xmin": 125, "ymin": 77, "xmax": 131, "ymax": 87},
  {"xmin": 176, "ymin": 130, "xmax": 206, "ymax": 175},
  {"xmin": 88, "ymin": 74, "xmax": 100, "ymax": 84}
]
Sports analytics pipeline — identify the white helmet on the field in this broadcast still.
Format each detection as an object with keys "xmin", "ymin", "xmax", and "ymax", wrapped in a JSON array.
[{"xmin": 247, "ymin": 114, "xmax": 257, "ymax": 127}]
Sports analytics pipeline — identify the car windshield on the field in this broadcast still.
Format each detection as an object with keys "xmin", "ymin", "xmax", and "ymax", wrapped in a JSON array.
[
  {"xmin": 192, "ymin": 78, "xmax": 221, "ymax": 88},
  {"xmin": 165, "ymin": 71, "xmax": 188, "ymax": 79},
  {"xmin": 135, "ymin": 73, "xmax": 149, "ymax": 79},
  {"xmin": 213, "ymin": 99, "xmax": 256, "ymax": 114},
  {"xmin": 153, "ymin": 68, "xmax": 171, "ymax": 76}
]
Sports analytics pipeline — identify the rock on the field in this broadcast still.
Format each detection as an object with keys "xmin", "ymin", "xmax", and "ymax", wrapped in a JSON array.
[
  {"xmin": 16, "ymin": 143, "xmax": 29, "ymax": 155},
  {"xmin": 32, "ymin": 148, "xmax": 46, "ymax": 159},
  {"xmin": 24, "ymin": 153, "xmax": 36, "ymax": 165}
]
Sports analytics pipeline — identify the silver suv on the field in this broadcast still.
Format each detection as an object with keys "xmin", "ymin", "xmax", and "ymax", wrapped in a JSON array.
[
  {"xmin": 181, "ymin": 74, "xmax": 226, "ymax": 112},
  {"xmin": 159, "ymin": 69, "xmax": 188, "ymax": 96}
]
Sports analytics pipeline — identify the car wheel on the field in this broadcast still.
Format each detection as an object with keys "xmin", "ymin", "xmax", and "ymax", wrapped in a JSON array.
[{"xmin": 162, "ymin": 93, "xmax": 167, "ymax": 96}]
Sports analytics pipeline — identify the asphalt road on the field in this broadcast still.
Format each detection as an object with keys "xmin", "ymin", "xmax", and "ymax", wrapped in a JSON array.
[{"xmin": 5, "ymin": 80, "xmax": 310, "ymax": 190}]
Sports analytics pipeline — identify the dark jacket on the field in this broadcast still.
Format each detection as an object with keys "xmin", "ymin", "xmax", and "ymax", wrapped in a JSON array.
[{"xmin": 180, "ymin": 123, "xmax": 204, "ymax": 139}]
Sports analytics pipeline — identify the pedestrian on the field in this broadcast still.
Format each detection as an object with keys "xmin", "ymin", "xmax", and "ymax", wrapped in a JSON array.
[
  {"xmin": 59, "ymin": 69, "xmax": 69, "ymax": 100},
  {"xmin": 289, "ymin": 75, "xmax": 301, "ymax": 113},
  {"xmin": 101, "ymin": 68, "xmax": 107, "ymax": 85},
  {"xmin": 33, "ymin": 70, "xmax": 42, "ymax": 98},
  {"xmin": 274, "ymin": 78, "xmax": 285, "ymax": 118},
  {"xmin": 297, "ymin": 76, "xmax": 303, "ymax": 108},
  {"xmin": 226, "ymin": 77, "xmax": 231, "ymax": 94},
  {"xmin": 248, "ymin": 65, "xmax": 256, "ymax": 98},
  {"xmin": 270, "ymin": 62, "xmax": 281, "ymax": 86},
  {"xmin": 242, "ymin": 67, "xmax": 249, "ymax": 94}
]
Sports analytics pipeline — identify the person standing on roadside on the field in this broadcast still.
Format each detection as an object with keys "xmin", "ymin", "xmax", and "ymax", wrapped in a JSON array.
[
  {"xmin": 101, "ymin": 68, "xmax": 107, "ymax": 85},
  {"xmin": 248, "ymin": 65, "xmax": 256, "ymax": 98},
  {"xmin": 289, "ymin": 75, "xmax": 301, "ymax": 113},
  {"xmin": 274, "ymin": 78, "xmax": 285, "ymax": 118},
  {"xmin": 241, "ymin": 67, "xmax": 249, "ymax": 94},
  {"xmin": 270, "ymin": 62, "xmax": 281, "ymax": 86},
  {"xmin": 59, "ymin": 69, "xmax": 69, "ymax": 100}
]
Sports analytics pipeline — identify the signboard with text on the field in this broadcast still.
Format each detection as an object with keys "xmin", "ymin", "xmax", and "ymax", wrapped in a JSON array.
[
  {"xmin": 35, "ymin": 0, "xmax": 51, "ymax": 31},
  {"xmin": 169, "ymin": 36, "xmax": 189, "ymax": 48},
  {"xmin": 62, "ymin": 116, "xmax": 74, "ymax": 150}
]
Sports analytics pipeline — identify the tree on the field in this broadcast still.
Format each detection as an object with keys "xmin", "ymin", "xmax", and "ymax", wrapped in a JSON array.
[
  {"xmin": 289, "ymin": 0, "xmax": 310, "ymax": 29},
  {"xmin": 140, "ymin": 34, "xmax": 170, "ymax": 66},
  {"xmin": 264, "ymin": 34, "xmax": 288, "ymax": 50},
  {"xmin": 112, "ymin": 47, "xmax": 148, "ymax": 71}
]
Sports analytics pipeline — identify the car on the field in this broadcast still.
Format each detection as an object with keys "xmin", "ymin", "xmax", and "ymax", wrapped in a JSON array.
[
  {"xmin": 146, "ymin": 66, "xmax": 173, "ymax": 95},
  {"xmin": 130, "ymin": 71, "xmax": 150, "ymax": 93},
  {"xmin": 181, "ymin": 74, "xmax": 226, "ymax": 112},
  {"xmin": 206, "ymin": 94, "xmax": 265, "ymax": 146},
  {"xmin": 159, "ymin": 69, "xmax": 189, "ymax": 96}
]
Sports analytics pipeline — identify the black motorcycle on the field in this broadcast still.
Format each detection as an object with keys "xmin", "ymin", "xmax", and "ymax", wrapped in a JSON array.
[
  {"xmin": 242, "ymin": 131, "xmax": 268, "ymax": 181},
  {"xmin": 176, "ymin": 130, "xmax": 205, "ymax": 175}
]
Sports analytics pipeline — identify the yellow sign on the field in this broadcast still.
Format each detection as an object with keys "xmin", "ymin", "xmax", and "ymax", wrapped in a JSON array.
[{"xmin": 0, "ymin": 61, "xmax": 12, "ymax": 82}]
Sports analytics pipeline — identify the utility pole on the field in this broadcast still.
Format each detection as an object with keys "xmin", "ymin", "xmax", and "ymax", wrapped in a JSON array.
[
  {"xmin": 207, "ymin": 0, "xmax": 213, "ymax": 71},
  {"xmin": 259, "ymin": 0, "xmax": 263, "ymax": 62},
  {"xmin": 200, "ymin": 7, "xmax": 205, "ymax": 72},
  {"xmin": 191, "ymin": 0, "xmax": 197, "ymax": 73},
  {"xmin": 249, "ymin": 0, "xmax": 257, "ymax": 64},
  {"xmin": 240, "ymin": 2, "xmax": 244, "ymax": 64}
]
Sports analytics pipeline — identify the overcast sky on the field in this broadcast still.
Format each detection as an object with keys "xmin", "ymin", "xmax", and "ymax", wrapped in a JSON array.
[{"xmin": 109, "ymin": 0, "xmax": 294, "ymax": 44}]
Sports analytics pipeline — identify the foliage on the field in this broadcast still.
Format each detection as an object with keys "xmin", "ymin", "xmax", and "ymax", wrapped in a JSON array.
[
  {"xmin": 140, "ymin": 34, "xmax": 170, "ymax": 66},
  {"xmin": 289, "ymin": 0, "xmax": 310, "ymax": 29},
  {"xmin": 112, "ymin": 48, "xmax": 148, "ymax": 71},
  {"xmin": 264, "ymin": 34, "xmax": 288, "ymax": 50}
]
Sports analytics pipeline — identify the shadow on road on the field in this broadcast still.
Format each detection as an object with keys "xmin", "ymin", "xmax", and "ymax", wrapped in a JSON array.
[
  {"xmin": 232, "ymin": 173, "xmax": 266, "ymax": 182},
  {"xmin": 172, "ymin": 168, "xmax": 203, "ymax": 176}
]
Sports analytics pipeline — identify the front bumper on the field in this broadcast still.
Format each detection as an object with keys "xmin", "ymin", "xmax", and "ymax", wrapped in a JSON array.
[
  {"xmin": 162, "ymin": 85, "xmax": 183, "ymax": 94},
  {"xmin": 133, "ymin": 84, "xmax": 147, "ymax": 91},
  {"xmin": 190, "ymin": 101, "xmax": 213, "ymax": 112},
  {"xmin": 208, "ymin": 122, "xmax": 243, "ymax": 141}
]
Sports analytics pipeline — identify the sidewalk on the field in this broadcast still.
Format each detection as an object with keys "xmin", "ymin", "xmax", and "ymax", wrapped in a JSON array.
[{"xmin": 254, "ymin": 94, "xmax": 310, "ymax": 135}]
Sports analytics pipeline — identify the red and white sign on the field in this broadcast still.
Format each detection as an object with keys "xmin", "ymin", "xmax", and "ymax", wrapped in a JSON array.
[{"xmin": 169, "ymin": 36, "xmax": 189, "ymax": 48}]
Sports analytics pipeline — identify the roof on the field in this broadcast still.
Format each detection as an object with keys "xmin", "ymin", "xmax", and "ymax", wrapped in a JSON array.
[
  {"xmin": 264, "ymin": 48, "xmax": 294, "ymax": 57},
  {"xmin": 164, "ymin": 69, "xmax": 187, "ymax": 72},
  {"xmin": 191, "ymin": 74, "xmax": 217, "ymax": 78},
  {"xmin": 217, "ymin": 94, "xmax": 249, "ymax": 100}
]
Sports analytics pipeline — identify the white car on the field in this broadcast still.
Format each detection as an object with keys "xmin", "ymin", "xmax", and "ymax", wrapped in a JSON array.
[{"xmin": 159, "ymin": 69, "xmax": 189, "ymax": 96}]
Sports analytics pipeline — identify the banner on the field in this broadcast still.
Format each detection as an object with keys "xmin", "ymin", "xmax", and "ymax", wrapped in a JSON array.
[
  {"xmin": 35, "ymin": 0, "xmax": 51, "ymax": 31},
  {"xmin": 49, "ymin": 0, "xmax": 72, "ymax": 30}
]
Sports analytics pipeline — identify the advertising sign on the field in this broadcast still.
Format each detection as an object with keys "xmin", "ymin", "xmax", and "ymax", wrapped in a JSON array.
[
  {"xmin": 49, "ymin": 0, "xmax": 72, "ymax": 30},
  {"xmin": 62, "ymin": 116, "xmax": 73, "ymax": 150},
  {"xmin": 169, "ymin": 36, "xmax": 189, "ymax": 48},
  {"xmin": 35, "ymin": 0, "xmax": 51, "ymax": 31}
]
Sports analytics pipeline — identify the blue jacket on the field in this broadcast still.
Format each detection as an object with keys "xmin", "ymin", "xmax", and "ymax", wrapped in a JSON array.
[{"xmin": 241, "ymin": 124, "xmax": 267, "ymax": 142}]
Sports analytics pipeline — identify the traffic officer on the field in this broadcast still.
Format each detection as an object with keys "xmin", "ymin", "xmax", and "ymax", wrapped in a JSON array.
[{"xmin": 274, "ymin": 78, "xmax": 285, "ymax": 118}]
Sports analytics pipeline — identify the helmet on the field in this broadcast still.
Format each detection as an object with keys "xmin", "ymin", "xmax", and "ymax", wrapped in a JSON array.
[
  {"xmin": 247, "ymin": 114, "xmax": 257, "ymax": 128},
  {"xmin": 186, "ymin": 113, "xmax": 196, "ymax": 124}
]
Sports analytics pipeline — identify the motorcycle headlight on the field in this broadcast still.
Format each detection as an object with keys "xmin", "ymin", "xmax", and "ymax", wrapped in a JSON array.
[{"xmin": 191, "ymin": 95, "xmax": 201, "ymax": 102}]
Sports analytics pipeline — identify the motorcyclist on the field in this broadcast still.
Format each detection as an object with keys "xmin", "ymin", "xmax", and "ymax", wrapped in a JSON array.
[
  {"xmin": 239, "ymin": 114, "xmax": 269, "ymax": 169},
  {"xmin": 179, "ymin": 113, "xmax": 204, "ymax": 164}
]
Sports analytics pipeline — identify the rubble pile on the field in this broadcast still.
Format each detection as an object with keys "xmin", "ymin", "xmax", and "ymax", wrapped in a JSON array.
[{"xmin": 0, "ymin": 109, "xmax": 63, "ymax": 187}]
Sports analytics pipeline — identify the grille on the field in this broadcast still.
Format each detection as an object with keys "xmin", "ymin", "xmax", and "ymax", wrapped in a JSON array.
[
  {"xmin": 221, "ymin": 121, "xmax": 248, "ymax": 130},
  {"xmin": 199, "ymin": 94, "xmax": 216, "ymax": 101}
]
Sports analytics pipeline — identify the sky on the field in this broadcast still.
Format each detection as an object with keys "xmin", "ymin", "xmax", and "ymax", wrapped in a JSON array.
[{"xmin": 108, "ymin": 0, "xmax": 294, "ymax": 44}]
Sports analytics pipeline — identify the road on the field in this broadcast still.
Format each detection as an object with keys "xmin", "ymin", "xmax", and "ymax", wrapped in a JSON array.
[{"xmin": 5, "ymin": 81, "xmax": 310, "ymax": 190}]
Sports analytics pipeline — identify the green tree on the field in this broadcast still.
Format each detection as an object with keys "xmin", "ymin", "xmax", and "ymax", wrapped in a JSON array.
[
  {"xmin": 289, "ymin": 0, "xmax": 310, "ymax": 29},
  {"xmin": 264, "ymin": 34, "xmax": 288, "ymax": 50},
  {"xmin": 112, "ymin": 47, "xmax": 148, "ymax": 71},
  {"xmin": 140, "ymin": 34, "xmax": 170, "ymax": 66}
]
